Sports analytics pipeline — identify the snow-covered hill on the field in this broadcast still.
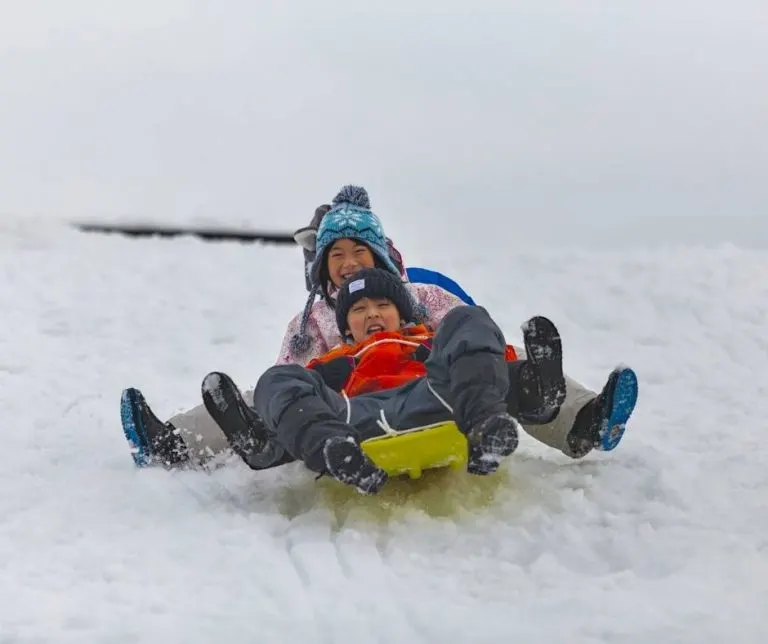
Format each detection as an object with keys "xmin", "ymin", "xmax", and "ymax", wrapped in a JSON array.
[
  {"xmin": 2, "ymin": 1, "xmax": 766, "ymax": 640},
  {"xmin": 1, "ymin": 221, "xmax": 766, "ymax": 642}
]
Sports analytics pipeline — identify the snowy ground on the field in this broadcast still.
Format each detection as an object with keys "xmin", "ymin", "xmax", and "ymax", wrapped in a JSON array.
[{"xmin": 1, "ymin": 220, "xmax": 766, "ymax": 643}]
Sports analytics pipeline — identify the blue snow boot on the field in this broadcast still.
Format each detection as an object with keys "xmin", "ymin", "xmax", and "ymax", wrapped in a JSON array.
[
  {"xmin": 567, "ymin": 367, "xmax": 639, "ymax": 455},
  {"xmin": 120, "ymin": 388, "xmax": 189, "ymax": 468}
]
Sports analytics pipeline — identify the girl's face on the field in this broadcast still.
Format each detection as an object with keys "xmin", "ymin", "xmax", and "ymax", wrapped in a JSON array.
[
  {"xmin": 326, "ymin": 239, "xmax": 376, "ymax": 288},
  {"xmin": 345, "ymin": 297, "xmax": 403, "ymax": 343}
]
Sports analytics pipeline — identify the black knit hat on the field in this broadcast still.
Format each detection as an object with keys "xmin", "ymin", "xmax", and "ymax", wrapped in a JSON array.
[{"xmin": 335, "ymin": 268, "xmax": 415, "ymax": 337}]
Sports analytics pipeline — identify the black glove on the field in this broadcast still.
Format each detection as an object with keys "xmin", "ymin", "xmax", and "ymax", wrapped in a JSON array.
[
  {"xmin": 413, "ymin": 340, "xmax": 432, "ymax": 362},
  {"xmin": 309, "ymin": 356, "xmax": 356, "ymax": 392},
  {"xmin": 294, "ymin": 204, "xmax": 331, "ymax": 292}
]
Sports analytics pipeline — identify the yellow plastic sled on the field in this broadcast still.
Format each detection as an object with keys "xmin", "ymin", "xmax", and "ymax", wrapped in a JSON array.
[{"xmin": 360, "ymin": 421, "xmax": 468, "ymax": 479}]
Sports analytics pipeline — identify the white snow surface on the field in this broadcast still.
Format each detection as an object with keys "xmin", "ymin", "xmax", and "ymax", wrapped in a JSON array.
[{"xmin": 2, "ymin": 221, "xmax": 767, "ymax": 642}]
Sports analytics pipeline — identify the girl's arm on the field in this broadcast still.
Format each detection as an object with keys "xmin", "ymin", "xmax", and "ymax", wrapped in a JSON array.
[
  {"xmin": 275, "ymin": 311, "xmax": 331, "ymax": 365},
  {"xmin": 409, "ymin": 282, "xmax": 467, "ymax": 327}
]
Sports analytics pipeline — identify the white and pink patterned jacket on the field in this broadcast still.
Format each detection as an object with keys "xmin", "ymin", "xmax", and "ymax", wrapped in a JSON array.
[{"xmin": 276, "ymin": 283, "xmax": 467, "ymax": 365}]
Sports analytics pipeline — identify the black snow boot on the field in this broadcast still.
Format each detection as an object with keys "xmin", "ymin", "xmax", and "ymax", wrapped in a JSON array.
[
  {"xmin": 201, "ymin": 371, "xmax": 292, "ymax": 470},
  {"xmin": 466, "ymin": 412, "xmax": 520, "ymax": 476},
  {"xmin": 322, "ymin": 436, "xmax": 388, "ymax": 494},
  {"xmin": 512, "ymin": 316, "xmax": 567, "ymax": 423}
]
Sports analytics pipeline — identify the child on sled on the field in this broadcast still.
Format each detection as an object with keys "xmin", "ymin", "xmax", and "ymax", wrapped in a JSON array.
[
  {"xmin": 121, "ymin": 185, "xmax": 638, "ymax": 471},
  {"xmin": 200, "ymin": 268, "xmax": 637, "ymax": 494}
]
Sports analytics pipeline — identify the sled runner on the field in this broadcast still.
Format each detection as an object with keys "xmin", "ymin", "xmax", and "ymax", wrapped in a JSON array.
[{"xmin": 360, "ymin": 420, "xmax": 467, "ymax": 479}]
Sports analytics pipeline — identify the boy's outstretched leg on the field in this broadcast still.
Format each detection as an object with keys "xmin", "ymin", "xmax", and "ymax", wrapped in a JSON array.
[
  {"xmin": 254, "ymin": 364, "xmax": 388, "ymax": 494},
  {"xmin": 120, "ymin": 388, "xmax": 189, "ymax": 468},
  {"xmin": 201, "ymin": 372, "xmax": 293, "ymax": 470},
  {"xmin": 567, "ymin": 366, "xmax": 638, "ymax": 454},
  {"xmin": 425, "ymin": 306, "xmax": 520, "ymax": 475}
]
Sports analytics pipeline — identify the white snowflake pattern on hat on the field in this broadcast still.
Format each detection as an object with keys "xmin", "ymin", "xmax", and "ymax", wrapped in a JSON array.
[{"xmin": 332, "ymin": 210, "xmax": 366, "ymax": 229}]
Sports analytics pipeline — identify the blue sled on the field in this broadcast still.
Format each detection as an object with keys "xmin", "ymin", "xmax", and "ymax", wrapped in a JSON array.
[{"xmin": 406, "ymin": 267, "xmax": 476, "ymax": 305}]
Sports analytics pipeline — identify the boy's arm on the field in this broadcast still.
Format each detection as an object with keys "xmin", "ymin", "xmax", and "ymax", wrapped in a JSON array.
[{"xmin": 307, "ymin": 356, "xmax": 357, "ymax": 393}]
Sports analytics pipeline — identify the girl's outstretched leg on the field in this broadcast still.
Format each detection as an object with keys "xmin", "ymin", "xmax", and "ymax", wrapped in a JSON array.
[{"xmin": 567, "ymin": 367, "xmax": 639, "ymax": 454}]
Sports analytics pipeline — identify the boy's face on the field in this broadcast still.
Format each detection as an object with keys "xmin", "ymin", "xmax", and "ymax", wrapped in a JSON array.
[{"xmin": 345, "ymin": 296, "xmax": 403, "ymax": 343}]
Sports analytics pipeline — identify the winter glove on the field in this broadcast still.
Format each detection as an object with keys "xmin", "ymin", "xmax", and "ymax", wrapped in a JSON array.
[
  {"xmin": 294, "ymin": 204, "xmax": 331, "ymax": 292},
  {"xmin": 413, "ymin": 340, "xmax": 433, "ymax": 362},
  {"xmin": 309, "ymin": 356, "xmax": 356, "ymax": 392}
]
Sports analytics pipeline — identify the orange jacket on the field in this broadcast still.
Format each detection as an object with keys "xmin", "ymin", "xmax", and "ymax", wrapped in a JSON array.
[{"xmin": 306, "ymin": 324, "xmax": 518, "ymax": 397}]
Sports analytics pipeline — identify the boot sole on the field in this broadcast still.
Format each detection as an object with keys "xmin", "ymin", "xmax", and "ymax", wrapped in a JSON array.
[
  {"xmin": 323, "ymin": 438, "xmax": 388, "ymax": 494},
  {"xmin": 120, "ymin": 388, "xmax": 152, "ymax": 467},
  {"xmin": 521, "ymin": 316, "xmax": 566, "ymax": 419},
  {"xmin": 468, "ymin": 414, "xmax": 519, "ymax": 475},
  {"xmin": 598, "ymin": 367, "xmax": 638, "ymax": 451}
]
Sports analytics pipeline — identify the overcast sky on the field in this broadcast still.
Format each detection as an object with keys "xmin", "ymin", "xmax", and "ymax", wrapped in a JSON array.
[{"xmin": 1, "ymin": 0, "xmax": 766, "ymax": 246}]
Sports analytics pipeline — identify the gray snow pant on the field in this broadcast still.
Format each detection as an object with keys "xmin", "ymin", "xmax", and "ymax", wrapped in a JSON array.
[
  {"xmin": 167, "ymin": 333, "xmax": 598, "ymax": 464},
  {"xmin": 253, "ymin": 306, "xmax": 511, "ymax": 472}
]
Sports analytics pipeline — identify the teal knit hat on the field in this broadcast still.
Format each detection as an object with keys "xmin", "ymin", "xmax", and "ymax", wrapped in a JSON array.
[
  {"xmin": 289, "ymin": 185, "xmax": 427, "ymax": 358},
  {"xmin": 309, "ymin": 185, "xmax": 401, "ymax": 286}
]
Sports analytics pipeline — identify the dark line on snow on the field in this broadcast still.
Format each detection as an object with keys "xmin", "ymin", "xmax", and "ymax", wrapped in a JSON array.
[{"xmin": 73, "ymin": 222, "xmax": 296, "ymax": 244}]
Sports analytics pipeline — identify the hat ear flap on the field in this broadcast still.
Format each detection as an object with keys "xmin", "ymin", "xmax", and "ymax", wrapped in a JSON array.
[
  {"xmin": 302, "ymin": 247, "xmax": 315, "ymax": 292},
  {"xmin": 386, "ymin": 238, "xmax": 406, "ymax": 277}
]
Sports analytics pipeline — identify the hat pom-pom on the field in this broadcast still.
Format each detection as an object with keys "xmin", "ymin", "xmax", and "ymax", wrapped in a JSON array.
[
  {"xmin": 289, "ymin": 333, "xmax": 313, "ymax": 356},
  {"xmin": 333, "ymin": 185, "xmax": 370, "ymax": 209}
]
